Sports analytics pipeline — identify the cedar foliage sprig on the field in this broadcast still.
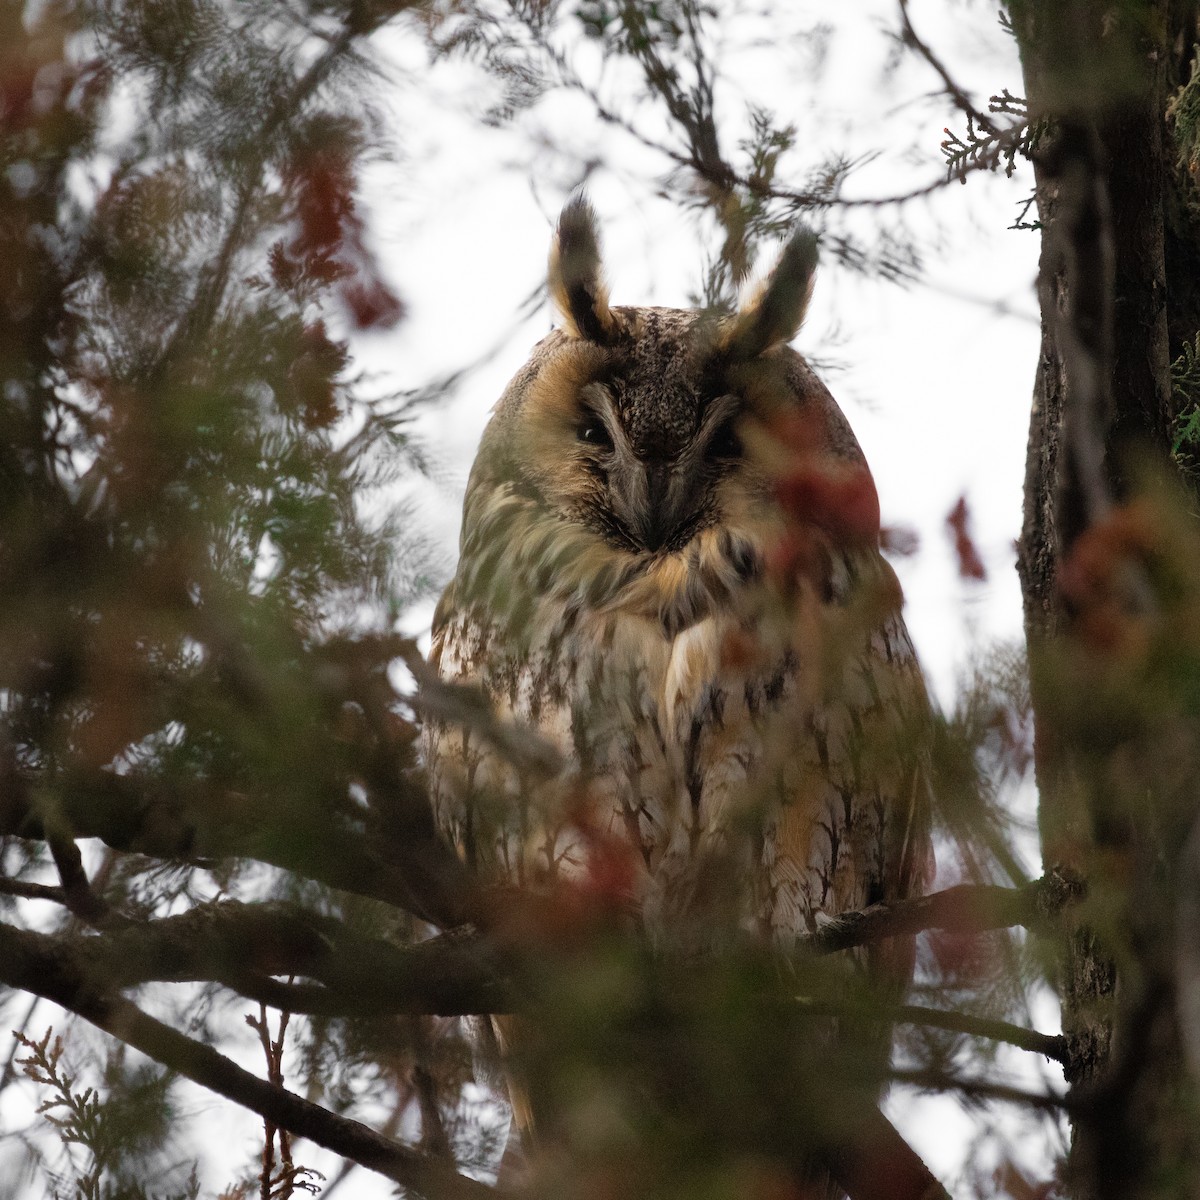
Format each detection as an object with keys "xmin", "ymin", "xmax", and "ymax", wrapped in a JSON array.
[
  {"xmin": 940, "ymin": 90, "xmax": 1038, "ymax": 182},
  {"xmin": 15, "ymin": 1028, "xmax": 202, "ymax": 1200},
  {"xmin": 1171, "ymin": 333, "xmax": 1200, "ymax": 475}
]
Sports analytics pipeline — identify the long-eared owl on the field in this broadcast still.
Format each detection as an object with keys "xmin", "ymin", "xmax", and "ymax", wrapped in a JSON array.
[{"xmin": 424, "ymin": 198, "xmax": 933, "ymax": 953}]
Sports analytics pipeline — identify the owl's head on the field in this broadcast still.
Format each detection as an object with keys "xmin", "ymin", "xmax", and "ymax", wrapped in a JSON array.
[{"xmin": 470, "ymin": 198, "xmax": 872, "ymax": 560}]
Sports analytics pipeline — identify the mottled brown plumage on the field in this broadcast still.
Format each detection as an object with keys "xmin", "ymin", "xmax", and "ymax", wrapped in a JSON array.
[{"xmin": 425, "ymin": 198, "xmax": 933, "ymax": 953}]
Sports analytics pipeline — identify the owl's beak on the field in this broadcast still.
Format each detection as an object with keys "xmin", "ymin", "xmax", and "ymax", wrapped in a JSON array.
[
  {"xmin": 633, "ymin": 462, "xmax": 691, "ymax": 553},
  {"xmin": 606, "ymin": 454, "xmax": 699, "ymax": 554}
]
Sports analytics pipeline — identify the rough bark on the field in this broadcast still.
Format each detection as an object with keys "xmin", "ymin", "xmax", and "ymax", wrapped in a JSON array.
[
  {"xmin": 1011, "ymin": 2, "xmax": 1200, "ymax": 1196},
  {"xmin": 1164, "ymin": 9, "xmax": 1200, "ymax": 356}
]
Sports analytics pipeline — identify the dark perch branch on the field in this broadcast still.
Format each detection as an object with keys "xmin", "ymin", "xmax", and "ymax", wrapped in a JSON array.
[
  {"xmin": 0, "ymin": 909, "xmax": 976, "ymax": 1200},
  {"xmin": 46, "ymin": 829, "xmax": 124, "ymax": 928},
  {"xmin": 0, "ymin": 876, "xmax": 1080, "ymax": 1019},
  {"xmin": 0, "ymin": 872, "xmax": 1074, "ymax": 1199},
  {"xmin": 0, "ymin": 897, "xmax": 511, "ymax": 1014}
]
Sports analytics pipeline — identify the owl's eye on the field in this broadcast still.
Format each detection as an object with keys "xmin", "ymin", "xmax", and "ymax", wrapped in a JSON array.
[
  {"xmin": 577, "ymin": 413, "xmax": 613, "ymax": 448},
  {"xmin": 708, "ymin": 419, "xmax": 742, "ymax": 461}
]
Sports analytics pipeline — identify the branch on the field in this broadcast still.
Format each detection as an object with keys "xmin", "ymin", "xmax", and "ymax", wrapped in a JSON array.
[
  {"xmin": 521, "ymin": 11, "xmax": 966, "ymax": 210},
  {"xmin": 0, "ymin": 898, "xmax": 509, "ymax": 1015},
  {"xmin": 0, "ymin": 766, "xmax": 481, "ymax": 929},
  {"xmin": 795, "ymin": 997, "xmax": 1067, "ymax": 1064},
  {"xmin": 0, "ymin": 874, "xmax": 1068, "ymax": 1199},
  {"xmin": 46, "ymin": 829, "xmax": 124, "ymax": 928},
  {"xmin": 0, "ymin": 877, "xmax": 66, "ymax": 903},
  {"xmin": 799, "ymin": 872, "xmax": 1084, "ymax": 956},
  {"xmin": 892, "ymin": 1003, "xmax": 1067, "ymax": 1064},
  {"xmin": 891, "ymin": 1066, "xmax": 1069, "ymax": 1112},
  {"xmin": 0, "ymin": 920, "xmax": 503, "ymax": 1200},
  {"xmin": 0, "ymin": 877, "xmax": 1081, "ymax": 1023},
  {"xmin": 898, "ymin": 0, "xmax": 998, "ymax": 134}
]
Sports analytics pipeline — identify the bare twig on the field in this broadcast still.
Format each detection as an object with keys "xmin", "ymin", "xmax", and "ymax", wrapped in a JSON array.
[
  {"xmin": 0, "ymin": 878, "xmax": 67, "ymax": 903},
  {"xmin": 249, "ymin": 1004, "xmax": 284, "ymax": 1199},
  {"xmin": 518, "ymin": 7, "xmax": 964, "ymax": 211},
  {"xmin": 898, "ymin": 0, "xmax": 997, "ymax": 134},
  {"xmin": 795, "ymin": 997, "xmax": 1067, "ymax": 1064},
  {"xmin": 46, "ymin": 830, "xmax": 123, "ymax": 928},
  {"xmin": 248, "ymin": 999, "xmax": 321, "ymax": 1199},
  {"xmin": 893, "ymin": 1002, "xmax": 1067, "ymax": 1063},
  {"xmin": 892, "ymin": 1066, "xmax": 1069, "ymax": 1112}
]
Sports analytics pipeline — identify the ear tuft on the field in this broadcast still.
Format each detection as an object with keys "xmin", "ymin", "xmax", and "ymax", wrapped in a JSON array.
[
  {"xmin": 721, "ymin": 228, "xmax": 818, "ymax": 361},
  {"xmin": 548, "ymin": 195, "xmax": 617, "ymax": 344}
]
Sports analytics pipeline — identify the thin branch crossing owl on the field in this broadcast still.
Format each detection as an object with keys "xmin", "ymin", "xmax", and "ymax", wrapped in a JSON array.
[{"xmin": 425, "ymin": 198, "xmax": 933, "ymax": 955}]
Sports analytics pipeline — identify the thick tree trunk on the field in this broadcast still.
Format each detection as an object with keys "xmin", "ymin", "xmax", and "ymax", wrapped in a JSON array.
[
  {"xmin": 1015, "ymin": 4, "xmax": 1173, "ymax": 650},
  {"xmin": 1011, "ymin": 2, "xmax": 1200, "ymax": 1196}
]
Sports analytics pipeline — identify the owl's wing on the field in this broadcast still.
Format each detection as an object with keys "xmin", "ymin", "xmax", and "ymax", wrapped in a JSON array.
[
  {"xmin": 765, "ymin": 603, "xmax": 935, "ymax": 937},
  {"xmin": 425, "ymin": 589, "xmax": 572, "ymax": 883},
  {"xmin": 652, "ymin": 552, "xmax": 934, "ymax": 950},
  {"xmin": 425, "ymin": 584, "xmax": 486, "ymax": 870},
  {"xmin": 426, "ymin": 579, "xmax": 668, "ymax": 891}
]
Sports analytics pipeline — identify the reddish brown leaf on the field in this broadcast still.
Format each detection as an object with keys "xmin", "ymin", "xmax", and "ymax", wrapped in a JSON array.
[
  {"xmin": 341, "ymin": 278, "xmax": 405, "ymax": 330},
  {"xmin": 279, "ymin": 143, "xmax": 406, "ymax": 330},
  {"xmin": 946, "ymin": 495, "xmax": 987, "ymax": 581},
  {"xmin": 1057, "ymin": 499, "xmax": 1157, "ymax": 655},
  {"xmin": 776, "ymin": 461, "xmax": 881, "ymax": 545}
]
